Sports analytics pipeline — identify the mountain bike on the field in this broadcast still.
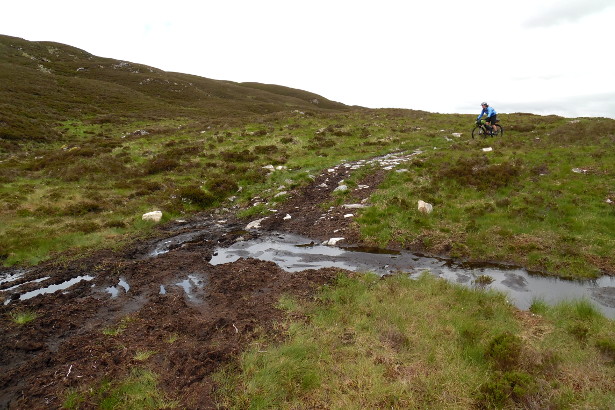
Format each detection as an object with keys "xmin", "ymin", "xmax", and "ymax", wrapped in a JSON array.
[{"xmin": 472, "ymin": 119, "xmax": 503, "ymax": 139}]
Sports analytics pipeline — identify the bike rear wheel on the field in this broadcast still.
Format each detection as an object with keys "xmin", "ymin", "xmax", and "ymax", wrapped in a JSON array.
[
  {"xmin": 494, "ymin": 124, "xmax": 504, "ymax": 137},
  {"xmin": 472, "ymin": 126, "xmax": 485, "ymax": 139}
]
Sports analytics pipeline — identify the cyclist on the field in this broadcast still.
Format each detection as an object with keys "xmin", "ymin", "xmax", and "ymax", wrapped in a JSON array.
[{"xmin": 476, "ymin": 102, "xmax": 498, "ymax": 135}]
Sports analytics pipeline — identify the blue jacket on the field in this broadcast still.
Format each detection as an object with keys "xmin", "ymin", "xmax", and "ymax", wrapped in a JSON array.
[{"xmin": 477, "ymin": 106, "xmax": 497, "ymax": 120}]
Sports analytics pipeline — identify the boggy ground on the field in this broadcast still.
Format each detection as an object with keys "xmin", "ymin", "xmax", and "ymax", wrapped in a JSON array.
[{"xmin": 0, "ymin": 158, "xmax": 387, "ymax": 409}]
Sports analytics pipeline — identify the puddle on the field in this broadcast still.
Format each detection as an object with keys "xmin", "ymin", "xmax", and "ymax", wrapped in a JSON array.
[
  {"xmin": 106, "ymin": 277, "xmax": 130, "ymax": 298},
  {"xmin": 4, "ymin": 275, "xmax": 95, "ymax": 305},
  {"xmin": 210, "ymin": 232, "xmax": 615, "ymax": 318},
  {"xmin": 0, "ymin": 268, "xmax": 31, "ymax": 286},
  {"xmin": 2, "ymin": 276, "xmax": 50, "ymax": 292},
  {"xmin": 174, "ymin": 274, "xmax": 207, "ymax": 302},
  {"xmin": 148, "ymin": 231, "xmax": 208, "ymax": 257}
]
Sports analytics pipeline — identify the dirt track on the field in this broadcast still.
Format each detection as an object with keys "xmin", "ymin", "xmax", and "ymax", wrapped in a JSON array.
[{"xmin": 0, "ymin": 157, "xmax": 393, "ymax": 409}]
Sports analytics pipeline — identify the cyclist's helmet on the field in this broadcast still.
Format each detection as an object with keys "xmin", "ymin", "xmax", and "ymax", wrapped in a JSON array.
[{"xmin": 481, "ymin": 102, "xmax": 488, "ymax": 106}]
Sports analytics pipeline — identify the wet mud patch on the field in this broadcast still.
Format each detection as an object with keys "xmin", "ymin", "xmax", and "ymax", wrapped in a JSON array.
[
  {"xmin": 1, "ymin": 149, "xmax": 614, "ymax": 408},
  {"xmin": 0, "ymin": 242, "xmax": 340, "ymax": 408}
]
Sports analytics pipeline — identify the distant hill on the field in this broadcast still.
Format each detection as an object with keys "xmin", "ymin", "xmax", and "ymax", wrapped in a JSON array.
[{"xmin": 0, "ymin": 34, "xmax": 349, "ymax": 145}]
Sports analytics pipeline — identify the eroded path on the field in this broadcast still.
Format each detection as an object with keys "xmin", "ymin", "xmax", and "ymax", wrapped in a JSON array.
[
  {"xmin": 4, "ymin": 150, "xmax": 612, "ymax": 408},
  {"xmin": 0, "ymin": 152, "xmax": 418, "ymax": 409}
]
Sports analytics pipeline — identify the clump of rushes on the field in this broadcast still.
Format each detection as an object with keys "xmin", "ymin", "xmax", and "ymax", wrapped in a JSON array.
[
  {"xmin": 102, "ymin": 316, "xmax": 135, "ymax": 336},
  {"xmin": 9, "ymin": 310, "xmax": 38, "ymax": 325},
  {"xmin": 134, "ymin": 350, "xmax": 157, "ymax": 361},
  {"xmin": 474, "ymin": 275, "xmax": 494, "ymax": 286}
]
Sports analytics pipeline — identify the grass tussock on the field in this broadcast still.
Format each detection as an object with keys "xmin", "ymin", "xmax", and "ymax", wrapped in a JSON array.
[
  {"xmin": 214, "ymin": 273, "xmax": 615, "ymax": 409},
  {"xmin": 63, "ymin": 368, "xmax": 176, "ymax": 409},
  {"xmin": 9, "ymin": 310, "xmax": 38, "ymax": 325}
]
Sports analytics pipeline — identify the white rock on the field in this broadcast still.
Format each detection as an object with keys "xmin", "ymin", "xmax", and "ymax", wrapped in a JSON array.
[
  {"xmin": 283, "ymin": 214, "xmax": 292, "ymax": 220},
  {"xmin": 344, "ymin": 214, "xmax": 354, "ymax": 218},
  {"xmin": 142, "ymin": 211, "xmax": 162, "ymax": 222},
  {"xmin": 324, "ymin": 237, "xmax": 345, "ymax": 246},
  {"xmin": 246, "ymin": 217, "xmax": 267, "ymax": 230},
  {"xmin": 344, "ymin": 204, "xmax": 367, "ymax": 209},
  {"xmin": 482, "ymin": 147, "xmax": 493, "ymax": 152},
  {"xmin": 334, "ymin": 185, "xmax": 348, "ymax": 192},
  {"xmin": 274, "ymin": 191, "xmax": 287, "ymax": 198},
  {"xmin": 417, "ymin": 200, "xmax": 433, "ymax": 214},
  {"xmin": 262, "ymin": 165, "xmax": 275, "ymax": 170},
  {"xmin": 452, "ymin": 133, "xmax": 462, "ymax": 138}
]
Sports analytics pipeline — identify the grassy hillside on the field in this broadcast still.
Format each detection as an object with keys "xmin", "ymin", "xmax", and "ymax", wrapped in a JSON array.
[
  {"xmin": 1, "ymin": 36, "xmax": 613, "ymax": 409},
  {"xmin": 1, "ymin": 34, "xmax": 614, "ymax": 278},
  {"xmin": 0, "ymin": 34, "xmax": 347, "ymax": 149}
]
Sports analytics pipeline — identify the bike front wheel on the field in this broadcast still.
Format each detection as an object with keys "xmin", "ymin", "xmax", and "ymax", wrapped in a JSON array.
[{"xmin": 472, "ymin": 126, "xmax": 485, "ymax": 139}]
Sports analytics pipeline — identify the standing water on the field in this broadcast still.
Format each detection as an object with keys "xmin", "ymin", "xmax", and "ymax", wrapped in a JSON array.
[{"xmin": 210, "ymin": 232, "xmax": 615, "ymax": 319}]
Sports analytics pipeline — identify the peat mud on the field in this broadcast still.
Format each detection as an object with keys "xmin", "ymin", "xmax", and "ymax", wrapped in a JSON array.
[{"xmin": 0, "ymin": 154, "xmax": 410, "ymax": 409}]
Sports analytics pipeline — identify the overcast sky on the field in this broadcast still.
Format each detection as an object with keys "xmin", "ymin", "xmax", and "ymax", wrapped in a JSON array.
[{"xmin": 3, "ymin": 0, "xmax": 615, "ymax": 118}]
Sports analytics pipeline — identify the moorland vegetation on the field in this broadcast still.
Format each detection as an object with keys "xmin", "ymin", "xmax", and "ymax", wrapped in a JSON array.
[{"xmin": 1, "ymin": 34, "xmax": 614, "ymax": 408}]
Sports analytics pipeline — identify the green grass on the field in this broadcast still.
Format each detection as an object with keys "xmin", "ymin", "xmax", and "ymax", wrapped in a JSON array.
[
  {"xmin": 9, "ymin": 310, "xmax": 38, "ymax": 325},
  {"xmin": 134, "ymin": 350, "xmax": 157, "ymax": 361},
  {"xmin": 63, "ymin": 368, "xmax": 177, "ymax": 409},
  {"xmin": 214, "ymin": 273, "xmax": 615, "ymax": 409},
  {"xmin": 2, "ymin": 35, "xmax": 614, "ymax": 279},
  {"xmin": 0, "ymin": 109, "xmax": 444, "ymax": 267},
  {"xmin": 356, "ymin": 117, "xmax": 615, "ymax": 278},
  {"xmin": 102, "ymin": 315, "xmax": 137, "ymax": 336},
  {"xmin": 2, "ymin": 110, "xmax": 614, "ymax": 280}
]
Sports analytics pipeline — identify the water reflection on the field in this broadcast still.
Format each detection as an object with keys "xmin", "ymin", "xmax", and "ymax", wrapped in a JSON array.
[
  {"xmin": 210, "ymin": 232, "xmax": 615, "ymax": 318},
  {"xmin": 4, "ymin": 275, "xmax": 95, "ymax": 305}
]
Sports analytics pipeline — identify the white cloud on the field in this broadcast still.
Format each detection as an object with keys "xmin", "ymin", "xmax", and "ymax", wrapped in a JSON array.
[
  {"xmin": 2, "ymin": 0, "xmax": 614, "ymax": 119},
  {"xmin": 523, "ymin": 0, "xmax": 615, "ymax": 28},
  {"xmin": 501, "ymin": 92, "xmax": 615, "ymax": 118}
]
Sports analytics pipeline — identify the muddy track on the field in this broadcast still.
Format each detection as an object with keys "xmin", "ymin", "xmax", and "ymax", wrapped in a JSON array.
[{"xmin": 0, "ymin": 154, "xmax": 415, "ymax": 409}]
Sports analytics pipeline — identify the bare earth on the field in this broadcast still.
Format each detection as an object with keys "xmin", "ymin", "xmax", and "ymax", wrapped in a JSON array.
[{"xmin": 0, "ymin": 161, "xmax": 389, "ymax": 409}]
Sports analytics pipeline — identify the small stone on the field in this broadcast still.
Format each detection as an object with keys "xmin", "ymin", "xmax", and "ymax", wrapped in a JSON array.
[
  {"xmin": 343, "ymin": 204, "xmax": 367, "ymax": 209},
  {"xmin": 142, "ymin": 211, "xmax": 162, "ymax": 222},
  {"xmin": 417, "ymin": 200, "xmax": 433, "ymax": 214},
  {"xmin": 246, "ymin": 217, "xmax": 267, "ymax": 230}
]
